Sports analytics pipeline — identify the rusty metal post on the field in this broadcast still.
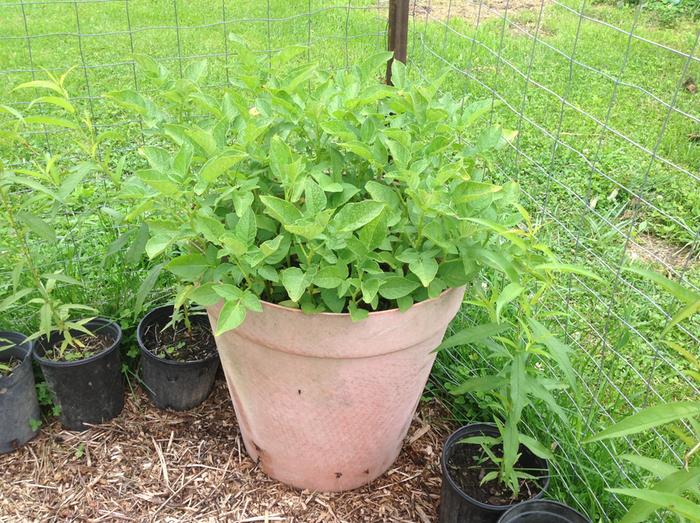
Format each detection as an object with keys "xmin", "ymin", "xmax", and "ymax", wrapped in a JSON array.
[{"xmin": 386, "ymin": 0, "xmax": 410, "ymax": 85}]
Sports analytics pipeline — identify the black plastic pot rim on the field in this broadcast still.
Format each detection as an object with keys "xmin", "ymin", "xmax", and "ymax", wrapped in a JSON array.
[
  {"xmin": 441, "ymin": 423, "xmax": 550, "ymax": 512},
  {"xmin": 137, "ymin": 305, "xmax": 218, "ymax": 367},
  {"xmin": 498, "ymin": 500, "xmax": 591, "ymax": 522},
  {"xmin": 0, "ymin": 332, "xmax": 33, "ymax": 381},
  {"xmin": 32, "ymin": 318, "xmax": 123, "ymax": 368}
]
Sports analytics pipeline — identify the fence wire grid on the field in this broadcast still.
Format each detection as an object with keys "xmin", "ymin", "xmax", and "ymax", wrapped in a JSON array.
[{"xmin": 1, "ymin": 1, "xmax": 699, "ymax": 521}]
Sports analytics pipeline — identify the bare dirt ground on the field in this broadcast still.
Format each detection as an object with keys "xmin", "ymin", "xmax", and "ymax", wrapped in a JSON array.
[
  {"xmin": 0, "ymin": 379, "xmax": 455, "ymax": 522},
  {"xmin": 411, "ymin": 0, "xmax": 550, "ymax": 23},
  {"xmin": 627, "ymin": 232, "xmax": 698, "ymax": 271}
]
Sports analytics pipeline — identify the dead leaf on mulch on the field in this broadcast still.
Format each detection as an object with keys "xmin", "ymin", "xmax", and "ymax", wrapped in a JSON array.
[{"xmin": 0, "ymin": 379, "xmax": 456, "ymax": 522}]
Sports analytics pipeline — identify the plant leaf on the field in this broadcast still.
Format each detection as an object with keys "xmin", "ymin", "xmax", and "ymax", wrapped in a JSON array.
[
  {"xmin": 534, "ymin": 263, "xmax": 602, "ymax": 282},
  {"xmin": 134, "ymin": 263, "xmax": 163, "ymax": 314},
  {"xmin": 619, "ymin": 468, "xmax": 700, "ymax": 523},
  {"xmin": 609, "ymin": 489, "xmax": 700, "ymax": 522},
  {"xmin": 623, "ymin": 266, "xmax": 699, "ymax": 304},
  {"xmin": 331, "ymin": 201, "xmax": 385, "ymax": 233},
  {"xmin": 586, "ymin": 401, "xmax": 700, "ymax": 443},
  {"xmin": 519, "ymin": 434, "xmax": 554, "ymax": 460},
  {"xmin": 495, "ymin": 282, "xmax": 523, "ymax": 322},
  {"xmin": 528, "ymin": 318, "xmax": 576, "ymax": 390},
  {"xmin": 438, "ymin": 322, "xmax": 508, "ymax": 351},
  {"xmin": 215, "ymin": 300, "xmax": 246, "ymax": 335},
  {"xmin": 260, "ymin": 195, "xmax": 303, "ymax": 225},
  {"xmin": 166, "ymin": 254, "xmax": 210, "ymax": 281},
  {"xmin": 409, "ymin": 256, "xmax": 438, "ymax": 288},
  {"xmin": 280, "ymin": 267, "xmax": 311, "ymax": 302},
  {"xmin": 449, "ymin": 376, "xmax": 507, "ymax": 395},
  {"xmin": 17, "ymin": 212, "xmax": 56, "ymax": 242},
  {"xmin": 377, "ymin": 276, "xmax": 419, "ymax": 300},
  {"xmin": 199, "ymin": 149, "xmax": 244, "ymax": 183}
]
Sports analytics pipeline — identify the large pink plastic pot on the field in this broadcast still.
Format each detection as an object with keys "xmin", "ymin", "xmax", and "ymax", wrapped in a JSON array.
[{"xmin": 207, "ymin": 286, "xmax": 465, "ymax": 491}]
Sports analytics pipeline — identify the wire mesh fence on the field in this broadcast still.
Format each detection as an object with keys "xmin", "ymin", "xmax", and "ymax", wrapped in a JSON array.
[{"xmin": 1, "ymin": 1, "xmax": 699, "ymax": 521}]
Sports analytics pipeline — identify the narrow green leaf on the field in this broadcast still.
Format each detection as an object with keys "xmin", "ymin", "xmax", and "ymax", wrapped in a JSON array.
[
  {"xmin": 134, "ymin": 264, "xmax": 163, "ymax": 314},
  {"xmin": 58, "ymin": 163, "xmax": 93, "ymax": 200},
  {"xmin": 534, "ymin": 263, "xmax": 602, "ymax": 282},
  {"xmin": 14, "ymin": 79, "xmax": 67, "ymax": 96},
  {"xmin": 24, "ymin": 115, "xmax": 79, "ymax": 130},
  {"xmin": 586, "ymin": 401, "xmax": 700, "ymax": 443},
  {"xmin": 664, "ymin": 298, "xmax": 700, "ymax": 334},
  {"xmin": 464, "ymin": 217, "xmax": 527, "ymax": 251},
  {"xmin": 528, "ymin": 318, "xmax": 576, "ymax": 390},
  {"xmin": 495, "ymin": 282, "xmax": 523, "ymax": 322},
  {"xmin": 526, "ymin": 375, "xmax": 568, "ymax": 423},
  {"xmin": 519, "ymin": 434, "xmax": 554, "ymax": 460},
  {"xmin": 0, "ymin": 288, "xmax": 33, "ymax": 312},
  {"xmin": 235, "ymin": 208, "xmax": 257, "ymax": 245},
  {"xmin": 510, "ymin": 352, "xmax": 527, "ymax": 421},
  {"xmin": 125, "ymin": 223, "xmax": 149, "ymax": 266},
  {"xmin": 624, "ymin": 266, "xmax": 699, "ymax": 304},
  {"xmin": 609, "ymin": 489, "xmax": 700, "ymax": 522},
  {"xmin": 28, "ymin": 95, "xmax": 75, "ymax": 114},
  {"xmin": 137, "ymin": 169, "xmax": 179, "ymax": 196},
  {"xmin": 438, "ymin": 322, "xmax": 508, "ymax": 351},
  {"xmin": 619, "ymin": 454, "xmax": 678, "ymax": 479},
  {"xmin": 42, "ymin": 272, "xmax": 82, "ymax": 286},
  {"xmin": 619, "ymin": 468, "xmax": 700, "ymax": 523},
  {"xmin": 17, "ymin": 212, "xmax": 55, "ymax": 242},
  {"xmin": 449, "ymin": 376, "xmax": 507, "ymax": 395}
]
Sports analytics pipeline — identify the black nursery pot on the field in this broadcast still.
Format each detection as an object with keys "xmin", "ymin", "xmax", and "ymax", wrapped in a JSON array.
[
  {"xmin": 0, "ymin": 332, "xmax": 40, "ymax": 453},
  {"xmin": 439, "ymin": 423, "xmax": 550, "ymax": 523},
  {"xmin": 33, "ymin": 318, "xmax": 124, "ymax": 431},
  {"xmin": 136, "ymin": 305, "xmax": 219, "ymax": 411},
  {"xmin": 498, "ymin": 500, "xmax": 591, "ymax": 523}
]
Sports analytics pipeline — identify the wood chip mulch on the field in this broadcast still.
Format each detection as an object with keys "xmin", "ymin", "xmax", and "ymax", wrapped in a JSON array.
[{"xmin": 0, "ymin": 379, "xmax": 455, "ymax": 522}]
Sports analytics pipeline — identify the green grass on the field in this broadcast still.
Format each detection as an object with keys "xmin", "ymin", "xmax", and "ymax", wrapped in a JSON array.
[{"xmin": 1, "ymin": 1, "xmax": 698, "ymax": 521}]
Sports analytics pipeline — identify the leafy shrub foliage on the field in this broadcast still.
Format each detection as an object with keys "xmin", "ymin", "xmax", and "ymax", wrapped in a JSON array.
[{"xmin": 107, "ymin": 44, "xmax": 533, "ymax": 332}]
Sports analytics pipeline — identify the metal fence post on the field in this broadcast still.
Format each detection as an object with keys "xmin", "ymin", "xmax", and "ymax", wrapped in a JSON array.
[{"xmin": 386, "ymin": 0, "xmax": 409, "ymax": 85}]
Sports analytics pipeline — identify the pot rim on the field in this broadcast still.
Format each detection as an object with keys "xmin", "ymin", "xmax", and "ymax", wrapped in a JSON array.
[
  {"xmin": 0, "ymin": 331, "xmax": 33, "ymax": 385},
  {"xmin": 248, "ymin": 285, "xmax": 465, "ymax": 318},
  {"xmin": 441, "ymin": 423, "xmax": 550, "ymax": 512},
  {"xmin": 498, "ymin": 499, "xmax": 591, "ymax": 523},
  {"xmin": 32, "ymin": 317, "xmax": 122, "ymax": 368},
  {"xmin": 137, "ymin": 304, "xmax": 218, "ymax": 366}
]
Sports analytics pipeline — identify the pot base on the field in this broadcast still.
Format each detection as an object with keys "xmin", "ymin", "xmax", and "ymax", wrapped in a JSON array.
[{"xmin": 210, "ymin": 287, "xmax": 465, "ymax": 491}]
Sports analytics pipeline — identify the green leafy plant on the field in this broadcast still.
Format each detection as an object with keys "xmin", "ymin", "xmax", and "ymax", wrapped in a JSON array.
[
  {"xmin": 108, "ymin": 44, "xmax": 532, "ymax": 334},
  {"xmin": 441, "ymin": 225, "xmax": 598, "ymax": 497},
  {"xmin": 585, "ymin": 269, "xmax": 700, "ymax": 522},
  {"xmin": 0, "ymin": 170, "xmax": 97, "ymax": 359},
  {"xmin": 0, "ymin": 69, "xmax": 130, "ymax": 360},
  {"xmin": 586, "ymin": 399, "xmax": 700, "ymax": 522}
]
